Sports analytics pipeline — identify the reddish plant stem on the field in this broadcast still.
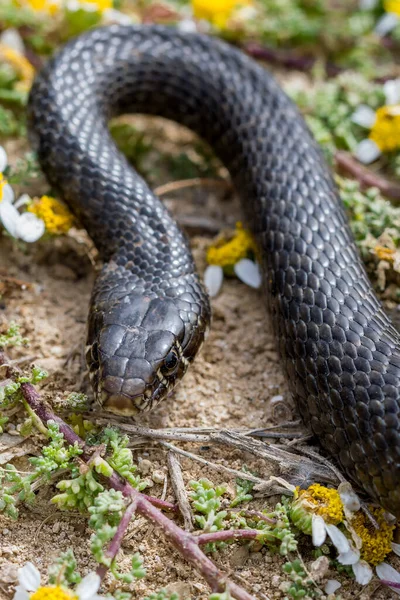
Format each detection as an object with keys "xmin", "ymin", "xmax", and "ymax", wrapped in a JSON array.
[
  {"xmin": 0, "ymin": 362, "xmax": 256, "ymax": 600},
  {"xmin": 19, "ymin": 381, "xmax": 176, "ymax": 513},
  {"xmin": 229, "ymin": 508, "xmax": 275, "ymax": 524},
  {"xmin": 335, "ymin": 151, "xmax": 400, "ymax": 201},
  {"xmin": 196, "ymin": 530, "xmax": 259, "ymax": 545},
  {"xmin": 242, "ymin": 41, "xmax": 342, "ymax": 77},
  {"xmin": 379, "ymin": 580, "xmax": 400, "ymax": 590},
  {"xmin": 97, "ymin": 499, "xmax": 138, "ymax": 580}
]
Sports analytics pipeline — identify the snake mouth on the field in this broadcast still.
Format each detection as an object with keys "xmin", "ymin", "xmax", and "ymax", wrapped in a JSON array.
[{"xmin": 99, "ymin": 376, "xmax": 171, "ymax": 415}]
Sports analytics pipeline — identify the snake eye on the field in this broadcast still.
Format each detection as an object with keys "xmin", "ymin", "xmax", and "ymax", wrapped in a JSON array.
[{"xmin": 161, "ymin": 349, "xmax": 179, "ymax": 376}]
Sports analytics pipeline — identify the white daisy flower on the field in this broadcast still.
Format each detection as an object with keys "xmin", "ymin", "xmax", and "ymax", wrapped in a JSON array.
[
  {"xmin": 204, "ymin": 259, "xmax": 261, "ymax": 297},
  {"xmin": 351, "ymin": 78, "xmax": 400, "ymax": 164},
  {"xmin": 0, "ymin": 28, "xmax": 25, "ymax": 55},
  {"xmin": 0, "ymin": 188, "xmax": 45, "ymax": 243},
  {"xmin": 14, "ymin": 562, "xmax": 104, "ymax": 600}
]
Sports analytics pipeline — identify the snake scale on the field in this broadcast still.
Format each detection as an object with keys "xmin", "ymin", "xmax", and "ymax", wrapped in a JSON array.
[{"xmin": 27, "ymin": 24, "xmax": 400, "ymax": 516}]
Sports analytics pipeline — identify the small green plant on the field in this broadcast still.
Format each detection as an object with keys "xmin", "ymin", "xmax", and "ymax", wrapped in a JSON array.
[
  {"xmin": 282, "ymin": 559, "xmax": 319, "ymax": 599},
  {"xmin": 0, "ymin": 321, "xmax": 29, "ymax": 348},
  {"xmin": 230, "ymin": 470, "xmax": 255, "ymax": 507},
  {"xmin": 101, "ymin": 428, "xmax": 149, "ymax": 491}
]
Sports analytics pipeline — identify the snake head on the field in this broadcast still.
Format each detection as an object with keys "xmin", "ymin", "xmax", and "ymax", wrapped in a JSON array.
[{"xmin": 87, "ymin": 288, "xmax": 208, "ymax": 415}]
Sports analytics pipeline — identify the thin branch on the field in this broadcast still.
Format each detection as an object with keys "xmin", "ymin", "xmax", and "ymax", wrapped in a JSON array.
[
  {"xmin": 97, "ymin": 499, "xmax": 138, "ymax": 580},
  {"xmin": 167, "ymin": 450, "xmax": 194, "ymax": 531},
  {"xmin": 336, "ymin": 151, "xmax": 400, "ymax": 201},
  {"xmin": 154, "ymin": 177, "xmax": 231, "ymax": 197},
  {"xmin": 196, "ymin": 529, "xmax": 259, "ymax": 545}
]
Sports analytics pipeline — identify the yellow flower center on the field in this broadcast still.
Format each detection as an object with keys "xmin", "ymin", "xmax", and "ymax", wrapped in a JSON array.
[
  {"xmin": 297, "ymin": 484, "xmax": 344, "ymax": 525},
  {"xmin": 206, "ymin": 221, "xmax": 256, "ymax": 268},
  {"xmin": 351, "ymin": 507, "xmax": 394, "ymax": 566},
  {"xmin": 369, "ymin": 105, "xmax": 400, "ymax": 153},
  {"xmin": 30, "ymin": 586, "xmax": 76, "ymax": 600},
  {"xmin": 374, "ymin": 245, "xmax": 395, "ymax": 262},
  {"xmin": 384, "ymin": 0, "xmax": 400, "ymax": 16},
  {"xmin": 27, "ymin": 195, "xmax": 74, "ymax": 234},
  {"xmin": 0, "ymin": 174, "xmax": 6, "ymax": 202},
  {"xmin": 192, "ymin": 0, "xmax": 251, "ymax": 28},
  {"xmin": 24, "ymin": 0, "xmax": 61, "ymax": 15},
  {"xmin": 79, "ymin": 0, "xmax": 112, "ymax": 10},
  {"xmin": 0, "ymin": 45, "xmax": 35, "ymax": 92}
]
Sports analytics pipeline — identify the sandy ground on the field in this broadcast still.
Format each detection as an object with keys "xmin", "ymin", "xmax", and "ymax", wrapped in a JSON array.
[{"xmin": 0, "ymin": 118, "xmax": 398, "ymax": 600}]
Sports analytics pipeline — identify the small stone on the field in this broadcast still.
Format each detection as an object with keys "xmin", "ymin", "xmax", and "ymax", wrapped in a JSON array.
[
  {"xmin": 270, "ymin": 394, "xmax": 284, "ymax": 403},
  {"xmin": 250, "ymin": 552, "xmax": 263, "ymax": 564},
  {"xmin": 0, "ymin": 562, "xmax": 18, "ymax": 583},
  {"xmin": 2, "ymin": 529, "xmax": 10, "ymax": 535},
  {"xmin": 271, "ymin": 575, "xmax": 281, "ymax": 587},
  {"xmin": 138, "ymin": 459, "xmax": 152, "ymax": 475},
  {"xmin": 310, "ymin": 555, "xmax": 330, "ymax": 581},
  {"xmin": 230, "ymin": 545, "xmax": 249, "ymax": 567},
  {"xmin": 52, "ymin": 521, "xmax": 61, "ymax": 534},
  {"xmin": 151, "ymin": 470, "xmax": 165, "ymax": 484}
]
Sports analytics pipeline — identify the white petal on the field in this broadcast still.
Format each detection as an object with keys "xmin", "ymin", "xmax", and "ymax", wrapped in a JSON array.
[
  {"xmin": 312, "ymin": 514, "xmax": 327, "ymax": 547},
  {"xmin": 375, "ymin": 12, "xmax": 399, "ymax": 36},
  {"xmin": 337, "ymin": 548, "xmax": 360, "ymax": 565},
  {"xmin": 338, "ymin": 482, "xmax": 361, "ymax": 513},
  {"xmin": 376, "ymin": 561, "xmax": 400, "ymax": 595},
  {"xmin": 204, "ymin": 265, "xmax": 224, "ymax": 297},
  {"xmin": 1, "ymin": 183, "xmax": 14, "ymax": 204},
  {"xmin": 324, "ymin": 580, "xmax": 341, "ymax": 594},
  {"xmin": 354, "ymin": 139, "xmax": 381, "ymax": 164},
  {"xmin": 0, "ymin": 146, "xmax": 7, "ymax": 172},
  {"xmin": 0, "ymin": 28, "xmax": 25, "ymax": 54},
  {"xmin": 14, "ymin": 193, "xmax": 31, "ymax": 210},
  {"xmin": 234, "ymin": 258, "xmax": 261, "ymax": 289},
  {"xmin": 353, "ymin": 560, "xmax": 373, "ymax": 585},
  {"xmin": 359, "ymin": 0, "xmax": 378, "ymax": 8},
  {"xmin": 325, "ymin": 524, "xmax": 350, "ymax": 554},
  {"xmin": 0, "ymin": 200, "xmax": 20, "ymax": 237},
  {"xmin": 17, "ymin": 563, "xmax": 40, "ymax": 592},
  {"xmin": 76, "ymin": 572, "xmax": 101, "ymax": 600},
  {"xmin": 351, "ymin": 105, "xmax": 376, "ymax": 129},
  {"xmin": 13, "ymin": 587, "xmax": 30, "ymax": 600},
  {"xmin": 384, "ymin": 79, "xmax": 400, "ymax": 106},
  {"xmin": 15, "ymin": 213, "xmax": 45, "ymax": 242},
  {"xmin": 177, "ymin": 18, "xmax": 198, "ymax": 33},
  {"xmin": 392, "ymin": 542, "xmax": 400, "ymax": 556},
  {"xmin": 102, "ymin": 8, "xmax": 133, "ymax": 24}
]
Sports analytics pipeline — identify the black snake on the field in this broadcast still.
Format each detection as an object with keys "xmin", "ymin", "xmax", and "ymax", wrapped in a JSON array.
[{"xmin": 27, "ymin": 25, "xmax": 400, "ymax": 516}]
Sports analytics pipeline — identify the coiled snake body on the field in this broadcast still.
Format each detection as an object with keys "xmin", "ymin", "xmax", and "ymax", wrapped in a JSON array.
[{"xmin": 28, "ymin": 25, "xmax": 400, "ymax": 515}]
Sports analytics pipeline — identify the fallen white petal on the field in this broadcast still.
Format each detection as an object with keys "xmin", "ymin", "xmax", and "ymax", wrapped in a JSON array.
[
  {"xmin": 1, "ymin": 183, "xmax": 15, "ymax": 204},
  {"xmin": 177, "ymin": 18, "xmax": 198, "ymax": 33},
  {"xmin": 359, "ymin": 0, "xmax": 378, "ymax": 7},
  {"xmin": 204, "ymin": 265, "xmax": 224, "ymax": 297},
  {"xmin": 312, "ymin": 514, "xmax": 327, "ymax": 547},
  {"xmin": 376, "ymin": 561, "xmax": 400, "ymax": 594},
  {"xmin": 354, "ymin": 139, "xmax": 381, "ymax": 164},
  {"xmin": 325, "ymin": 523, "xmax": 350, "ymax": 554},
  {"xmin": 76, "ymin": 572, "xmax": 101, "ymax": 600},
  {"xmin": 12, "ymin": 586, "xmax": 30, "ymax": 600},
  {"xmin": 0, "ymin": 146, "xmax": 7, "ymax": 173},
  {"xmin": 0, "ymin": 201, "xmax": 19, "ymax": 237},
  {"xmin": 17, "ymin": 563, "xmax": 41, "ymax": 592},
  {"xmin": 324, "ymin": 579, "xmax": 341, "ymax": 594},
  {"xmin": 351, "ymin": 105, "xmax": 376, "ymax": 129},
  {"xmin": 0, "ymin": 28, "xmax": 25, "ymax": 54},
  {"xmin": 353, "ymin": 560, "xmax": 373, "ymax": 585},
  {"xmin": 384, "ymin": 78, "xmax": 400, "ymax": 106},
  {"xmin": 392, "ymin": 542, "xmax": 400, "ymax": 556},
  {"xmin": 339, "ymin": 482, "xmax": 361, "ymax": 513},
  {"xmin": 375, "ymin": 12, "xmax": 399, "ymax": 36},
  {"xmin": 234, "ymin": 258, "xmax": 261, "ymax": 289},
  {"xmin": 338, "ymin": 547, "xmax": 360, "ymax": 565},
  {"xmin": 15, "ymin": 213, "xmax": 45, "ymax": 243},
  {"xmin": 103, "ymin": 8, "xmax": 133, "ymax": 24}
]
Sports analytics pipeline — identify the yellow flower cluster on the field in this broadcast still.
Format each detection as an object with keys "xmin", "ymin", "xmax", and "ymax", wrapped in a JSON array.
[
  {"xmin": 369, "ymin": 105, "xmax": 400, "ymax": 152},
  {"xmin": 206, "ymin": 221, "xmax": 256, "ymax": 268},
  {"xmin": 374, "ymin": 245, "xmax": 396, "ymax": 262},
  {"xmin": 297, "ymin": 483, "xmax": 344, "ymax": 525},
  {"xmin": 30, "ymin": 587, "xmax": 76, "ymax": 600},
  {"xmin": 352, "ymin": 508, "xmax": 395, "ymax": 566},
  {"xmin": 384, "ymin": 0, "xmax": 400, "ymax": 16},
  {"xmin": 24, "ymin": 0, "xmax": 60, "ymax": 14},
  {"xmin": 28, "ymin": 195, "xmax": 74, "ymax": 234},
  {"xmin": 0, "ymin": 44, "xmax": 35, "ymax": 92},
  {"xmin": 192, "ymin": 0, "xmax": 251, "ymax": 28}
]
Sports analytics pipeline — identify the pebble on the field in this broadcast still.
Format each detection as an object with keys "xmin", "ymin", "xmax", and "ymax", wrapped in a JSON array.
[
  {"xmin": 138, "ymin": 459, "xmax": 152, "ymax": 475},
  {"xmin": 270, "ymin": 394, "xmax": 284, "ymax": 403},
  {"xmin": 271, "ymin": 575, "xmax": 281, "ymax": 587},
  {"xmin": 52, "ymin": 521, "xmax": 61, "ymax": 534},
  {"xmin": 310, "ymin": 555, "xmax": 330, "ymax": 581},
  {"xmin": 0, "ymin": 562, "xmax": 18, "ymax": 583},
  {"xmin": 151, "ymin": 470, "xmax": 165, "ymax": 484}
]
